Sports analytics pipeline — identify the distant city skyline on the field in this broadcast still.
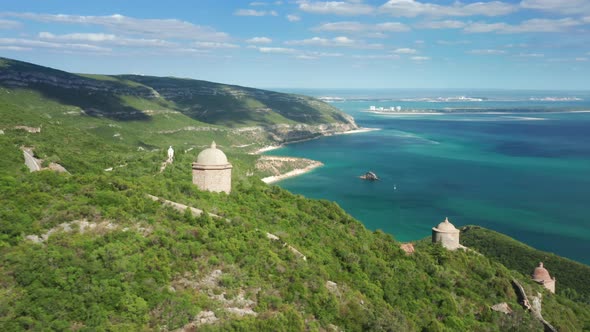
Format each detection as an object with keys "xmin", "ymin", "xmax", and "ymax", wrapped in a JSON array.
[{"xmin": 1, "ymin": 0, "xmax": 589, "ymax": 89}]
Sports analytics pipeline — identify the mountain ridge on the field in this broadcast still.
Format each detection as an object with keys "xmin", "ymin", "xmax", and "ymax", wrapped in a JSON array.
[{"xmin": 0, "ymin": 57, "xmax": 357, "ymax": 131}]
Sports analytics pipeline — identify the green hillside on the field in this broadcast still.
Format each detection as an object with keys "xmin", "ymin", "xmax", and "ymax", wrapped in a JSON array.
[
  {"xmin": 1, "ymin": 58, "xmax": 589, "ymax": 331},
  {"xmin": 117, "ymin": 74, "xmax": 352, "ymax": 127},
  {"xmin": 0, "ymin": 57, "xmax": 355, "ymax": 127},
  {"xmin": 461, "ymin": 226, "xmax": 590, "ymax": 304}
]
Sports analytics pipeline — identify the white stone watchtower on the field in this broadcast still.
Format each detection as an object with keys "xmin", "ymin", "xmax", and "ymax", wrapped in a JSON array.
[
  {"xmin": 432, "ymin": 217, "xmax": 461, "ymax": 250},
  {"xmin": 192, "ymin": 141, "xmax": 232, "ymax": 194}
]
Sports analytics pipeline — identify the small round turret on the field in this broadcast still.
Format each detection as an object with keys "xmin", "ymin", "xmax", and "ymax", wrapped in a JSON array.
[
  {"xmin": 532, "ymin": 262, "xmax": 556, "ymax": 293},
  {"xmin": 192, "ymin": 141, "xmax": 232, "ymax": 194},
  {"xmin": 432, "ymin": 217, "xmax": 461, "ymax": 250}
]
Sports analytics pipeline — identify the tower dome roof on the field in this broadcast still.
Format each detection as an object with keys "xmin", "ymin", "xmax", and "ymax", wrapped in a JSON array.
[
  {"xmin": 196, "ymin": 141, "xmax": 229, "ymax": 165},
  {"xmin": 434, "ymin": 217, "xmax": 458, "ymax": 232},
  {"xmin": 532, "ymin": 262, "xmax": 552, "ymax": 282}
]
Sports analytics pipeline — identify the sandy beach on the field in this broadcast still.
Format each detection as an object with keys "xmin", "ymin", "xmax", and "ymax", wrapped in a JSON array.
[
  {"xmin": 253, "ymin": 127, "xmax": 378, "ymax": 183},
  {"xmin": 252, "ymin": 145, "xmax": 283, "ymax": 154},
  {"xmin": 333, "ymin": 127, "xmax": 381, "ymax": 135},
  {"xmin": 261, "ymin": 161, "xmax": 323, "ymax": 184},
  {"xmin": 366, "ymin": 111, "xmax": 443, "ymax": 115}
]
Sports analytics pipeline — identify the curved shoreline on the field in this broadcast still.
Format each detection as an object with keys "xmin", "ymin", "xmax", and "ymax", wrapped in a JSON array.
[
  {"xmin": 251, "ymin": 127, "xmax": 380, "ymax": 155},
  {"xmin": 255, "ymin": 127, "xmax": 379, "ymax": 184},
  {"xmin": 261, "ymin": 160, "xmax": 324, "ymax": 184}
]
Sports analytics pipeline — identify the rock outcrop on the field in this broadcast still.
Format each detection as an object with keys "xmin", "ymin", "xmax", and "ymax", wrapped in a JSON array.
[
  {"xmin": 512, "ymin": 279, "xmax": 557, "ymax": 332},
  {"xmin": 360, "ymin": 171, "xmax": 379, "ymax": 180}
]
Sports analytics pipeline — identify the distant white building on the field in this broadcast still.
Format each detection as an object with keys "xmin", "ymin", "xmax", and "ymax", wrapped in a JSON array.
[
  {"xmin": 370, "ymin": 106, "xmax": 376, "ymax": 111},
  {"xmin": 396, "ymin": 106, "xmax": 401, "ymax": 111}
]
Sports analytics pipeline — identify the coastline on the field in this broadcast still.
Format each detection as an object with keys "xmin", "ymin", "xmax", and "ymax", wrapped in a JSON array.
[
  {"xmin": 254, "ymin": 127, "xmax": 379, "ymax": 184},
  {"xmin": 365, "ymin": 109, "xmax": 590, "ymax": 116},
  {"xmin": 365, "ymin": 111, "xmax": 443, "ymax": 115},
  {"xmin": 261, "ymin": 160, "xmax": 324, "ymax": 184},
  {"xmin": 251, "ymin": 127, "xmax": 380, "ymax": 155},
  {"xmin": 331, "ymin": 127, "xmax": 381, "ymax": 135}
]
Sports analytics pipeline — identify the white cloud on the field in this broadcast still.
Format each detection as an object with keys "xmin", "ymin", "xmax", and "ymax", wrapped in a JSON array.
[
  {"xmin": 465, "ymin": 22, "xmax": 509, "ymax": 33},
  {"xmin": 285, "ymin": 36, "xmax": 383, "ymax": 49},
  {"xmin": 410, "ymin": 56, "xmax": 430, "ymax": 61},
  {"xmin": 194, "ymin": 42, "xmax": 239, "ymax": 49},
  {"xmin": 545, "ymin": 57, "xmax": 590, "ymax": 63},
  {"xmin": 295, "ymin": 52, "xmax": 343, "ymax": 60},
  {"xmin": 520, "ymin": 0, "xmax": 590, "ymax": 15},
  {"xmin": 250, "ymin": 1, "xmax": 268, "ymax": 6},
  {"xmin": 286, "ymin": 36, "xmax": 352, "ymax": 46},
  {"xmin": 252, "ymin": 46, "xmax": 342, "ymax": 60},
  {"xmin": 258, "ymin": 46, "xmax": 298, "ymax": 54},
  {"xmin": 315, "ymin": 21, "xmax": 367, "ymax": 32},
  {"xmin": 246, "ymin": 37, "xmax": 273, "ymax": 44},
  {"xmin": 38, "ymin": 32, "xmax": 176, "ymax": 48},
  {"xmin": 0, "ymin": 37, "xmax": 111, "ymax": 52},
  {"xmin": 418, "ymin": 20, "xmax": 466, "ymax": 29},
  {"xmin": 465, "ymin": 18, "xmax": 583, "ymax": 33},
  {"xmin": 517, "ymin": 53, "xmax": 544, "ymax": 57},
  {"xmin": 0, "ymin": 45, "xmax": 31, "ymax": 51},
  {"xmin": 352, "ymin": 54, "xmax": 400, "ymax": 59},
  {"xmin": 234, "ymin": 9, "xmax": 266, "ymax": 16},
  {"xmin": 380, "ymin": 0, "xmax": 516, "ymax": 17},
  {"xmin": 376, "ymin": 22, "xmax": 411, "ymax": 32},
  {"xmin": 309, "ymin": 51, "xmax": 343, "ymax": 57},
  {"xmin": 468, "ymin": 49, "xmax": 507, "ymax": 54},
  {"xmin": 504, "ymin": 43, "xmax": 529, "ymax": 48},
  {"xmin": 234, "ymin": 9, "xmax": 278, "ymax": 16},
  {"xmin": 296, "ymin": 54, "xmax": 317, "ymax": 60},
  {"xmin": 286, "ymin": 14, "xmax": 301, "ymax": 22},
  {"xmin": 437, "ymin": 40, "xmax": 471, "ymax": 45},
  {"xmin": 0, "ymin": 19, "xmax": 22, "ymax": 29},
  {"xmin": 40, "ymin": 31, "xmax": 115, "ymax": 42},
  {"xmin": 313, "ymin": 21, "xmax": 410, "ymax": 35},
  {"xmin": 393, "ymin": 47, "xmax": 417, "ymax": 54},
  {"xmin": 298, "ymin": 1, "xmax": 375, "ymax": 15},
  {"xmin": 0, "ymin": 12, "xmax": 229, "ymax": 41}
]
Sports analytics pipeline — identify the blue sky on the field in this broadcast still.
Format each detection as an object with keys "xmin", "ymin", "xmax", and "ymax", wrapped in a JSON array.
[{"xmin": 0, "ymin": 0, "xmax": 589, "ymax": 89}]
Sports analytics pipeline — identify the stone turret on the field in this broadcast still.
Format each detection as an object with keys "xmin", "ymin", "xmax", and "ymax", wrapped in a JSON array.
[
  {"xmin": 532, "ymin": 262, "xmax": 556, "ymax": 293},
  {"xmin": 432, "ymin": 217, "xmax": 461, "ymax": 250},
  {"xmin": 192, "ymin": 141, "xmax": 232, "ymax": 194}
]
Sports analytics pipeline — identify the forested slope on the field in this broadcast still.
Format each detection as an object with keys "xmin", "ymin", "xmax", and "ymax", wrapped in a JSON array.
[
  {"xmin": 461, "ymin": 225, "xmax": 590, "ymax": 304},
  {"xmin": 1, "ymin": 57, "xmax": 589, "ymax": 331}
]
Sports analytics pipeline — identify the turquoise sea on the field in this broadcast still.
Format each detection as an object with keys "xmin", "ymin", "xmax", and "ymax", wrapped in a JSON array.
[{"xmin": 269, "ymin": 89, "xmax": 590, "ymax": 265}]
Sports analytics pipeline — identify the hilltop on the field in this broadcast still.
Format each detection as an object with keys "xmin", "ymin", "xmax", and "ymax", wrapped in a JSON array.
[
  {"xmin": 1, "ymin": 58, "xmax": 589, "ymax": 331},
  {"xmin": 0, "ymin": 56, "xmax": 357, "ymax": 144}
]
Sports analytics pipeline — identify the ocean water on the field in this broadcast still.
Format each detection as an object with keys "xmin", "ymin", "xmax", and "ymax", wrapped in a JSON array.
[{"xmin": 268, "ymin": 89, "xmax": 590, "ymax": 265}]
